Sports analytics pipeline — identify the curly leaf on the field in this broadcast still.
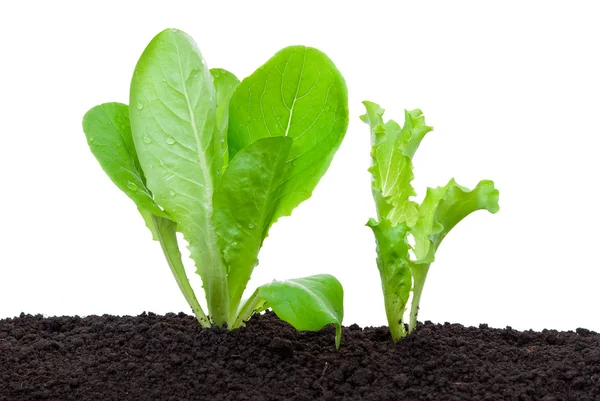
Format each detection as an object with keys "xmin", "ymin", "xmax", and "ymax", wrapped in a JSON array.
[
  {"xmin": 399, "ymin": 109, "xmax": 433, "ymax": 159},
  {"xmin": 412, "ymin": 179, "xmax": 500, "ymax": 263},
  {"xmin": 361, "ymin": 102, "xmax": 420, "ymax": 226}
]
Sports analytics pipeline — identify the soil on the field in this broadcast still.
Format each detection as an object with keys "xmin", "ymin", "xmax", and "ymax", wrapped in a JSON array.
[{"xmin": 0, "ymin": 311, "xmax": 598, "ymax": 401}]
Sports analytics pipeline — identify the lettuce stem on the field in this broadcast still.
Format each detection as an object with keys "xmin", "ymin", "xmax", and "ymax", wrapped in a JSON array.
[
  {"xmin": 230, "ymin": 289, "xmax": 266, "ymax": 329},
  {"xmin": 151, "ymin": 214, "xmax": 210, "ymax": 328},
  {"xmin": 409, "ymin": 263, "xmax": 430, "ymax": 333},
  {"xmin": 385, "ymin": 293, "xmax": 407, "ymax": 342},
  {"xmin": 201, "ymin": 233, "xmax": 230, "ymax": 327}
]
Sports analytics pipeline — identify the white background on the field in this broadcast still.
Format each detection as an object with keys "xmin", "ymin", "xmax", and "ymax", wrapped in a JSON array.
[{"xmin": 1, "ymin": 1, "xmax": 598, "ymax": 333}]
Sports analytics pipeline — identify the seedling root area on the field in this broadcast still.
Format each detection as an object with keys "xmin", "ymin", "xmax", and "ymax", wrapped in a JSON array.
[{"xmin": 1, "ymin": 312, "xmax": 598, "ymax": 400}]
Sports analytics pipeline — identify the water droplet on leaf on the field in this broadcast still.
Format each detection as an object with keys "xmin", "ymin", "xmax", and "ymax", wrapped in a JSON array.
[
  {"xmin": 143, "ymin": 135, "xmax": 152, "ymax": 144},
  {"xmin": 169, "ymin": 190, "xmax": 176, "ymax": 197},
  {"xmin": 248, "ymin": 223, "xmax": 255, "ymax": 229},
  {"xmin": 127, "ymin": 181, "xmax": 138, "ymax": 191},
  {"xmin": 165, "ymin": 136, "xmax": 175, "ymax": 145},
  {"xmin": 136, "ymin": 101, "xmax": 143, "ymax": 110}
]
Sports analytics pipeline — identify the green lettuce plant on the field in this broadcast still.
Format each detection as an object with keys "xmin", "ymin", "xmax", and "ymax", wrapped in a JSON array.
[
  {"xmin": 82, "ymin": 28, "xmax": 347, "ymax": 347},
  {"xmin": 361, "ymin": 101, "xmax": 499, "ymax": 342}
]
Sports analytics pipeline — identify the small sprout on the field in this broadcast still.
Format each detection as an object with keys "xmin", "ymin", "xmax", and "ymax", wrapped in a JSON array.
[{"xmin": 361, "ymin": 101, "xmax": 499, "ymax": 342}]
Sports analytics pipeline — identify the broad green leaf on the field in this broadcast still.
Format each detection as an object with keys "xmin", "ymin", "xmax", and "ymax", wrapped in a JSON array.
[
  {"xmin": 228, "ymin": 46, "xmax": 349, "ymax": 224},
  {"xmin": 412, "ymin": 179, "xmax": 500, "ymax": 263},
  {"xmin": 211, "ymin": 68, "xmax": 240, "ymax": 172},
  {"xmin": 213, "ymin": 137, "xmax": 293, "ymax": 320},
  {"xmin": 258, "ymin": 274, "xmax": 344, "ymax": 348},
  {"xmin": 129, "ymin": 28, "xmax": 228, "ymax": 325},
  {"xmin": 361, "ymin": 102, "xmax": 434, "ymax": 227},
  {"xmin": 367, "ymin": 218, "xmax": 412, "ymax": 342},
  {"xmin": 83, "ymin": 101, "xmax": 207, "ymax": 325},
  {"xmin": 82, "ymin": 102, "xmax": 167, "ymax": 219}
]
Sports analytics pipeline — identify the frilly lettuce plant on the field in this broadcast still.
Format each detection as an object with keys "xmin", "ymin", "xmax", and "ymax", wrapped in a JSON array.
[
  {"xmin": 361, "ymin": 101, "xmax": 499, "ymax": 342},
  {"xmin": 82, "ymin": 29, "xmax": 347, "ymax": 347}
]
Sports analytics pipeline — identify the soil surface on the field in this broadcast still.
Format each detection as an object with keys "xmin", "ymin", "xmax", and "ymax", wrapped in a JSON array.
[{"xmin": 0, "ymin": 311, "xmax": 599, "ymax": 401}]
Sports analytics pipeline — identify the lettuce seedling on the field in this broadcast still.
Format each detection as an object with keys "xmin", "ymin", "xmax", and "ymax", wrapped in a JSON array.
[
  {"xmin": 82, "ymin": 29, "xmax": 347, "ymax": 347},
  {"xmin": 361, "ymin": 101, "xmax": 499, "ymax": 342}
]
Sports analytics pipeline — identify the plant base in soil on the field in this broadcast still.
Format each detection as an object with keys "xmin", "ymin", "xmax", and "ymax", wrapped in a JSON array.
[{"xmin": 1, "ymin": 311, "xmax": 599, "ymax": 401}]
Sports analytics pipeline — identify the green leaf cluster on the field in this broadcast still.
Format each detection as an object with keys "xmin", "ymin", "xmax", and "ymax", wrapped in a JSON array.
[
  {"xmin": 362, "ymin": 101, "xmax": 499, "ymax": 342},
  {"xmin": 83, "ymin": 29, "xmax": 347, "ymax": 347},
  {"xmin": 81, "ymin": 28, "xmax": 502, "ymax": 348}
]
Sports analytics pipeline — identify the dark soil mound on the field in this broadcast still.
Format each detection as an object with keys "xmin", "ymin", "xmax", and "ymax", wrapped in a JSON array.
[{"xmin": 1, "ymin": 311, "xmax": 598, "ymax": 400}]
